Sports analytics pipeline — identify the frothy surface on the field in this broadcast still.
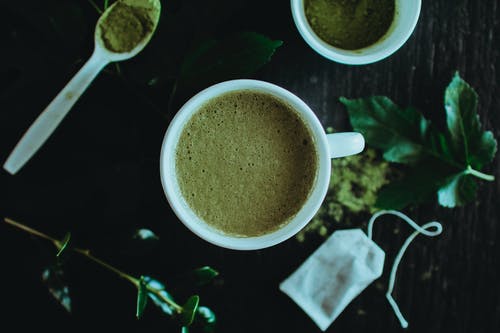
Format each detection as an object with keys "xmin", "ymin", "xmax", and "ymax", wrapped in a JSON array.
[{"xmin": 175, "ymin": 90, "xmax": 318, "ymax": 237}]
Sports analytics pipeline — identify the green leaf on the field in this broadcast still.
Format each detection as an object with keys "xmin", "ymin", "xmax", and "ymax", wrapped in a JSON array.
[
  {"xmin": 136, "ymin": 276, "xmax": 148, "ymax": 319},
  {"xmin": 131, "ymin": 228, "xmax": 160, "ymax": 251},
  {"xmin": 42, "ymin": 264, "xmax": 71, "ymax": 313},
  {"xmin": 56, "ymin": 232, "xmax": 71, "ymax": 258},
  {"xmin": 196, "ymin": 306, "xmax": 217, "ymax": 333},
  {"xmin": 181, "ymin": 327, "xmax": 189, "ymax": 333},
  {"xmin": 177, "ymin": 32, "xmax": 283, "ymax": 91},
  {"xmin": 119, "ymin": 229, "xmax": 160, "ymax": 257},
  {"xmin": 375, "ymin": 158, "xmax": 453, "ymax": 209},
  {"xmin": 437, "ymin": 173, "xmax": 478, "ymax": 207},
  {"xmin": 133, "ymin": 229, "xmax": 159, "ymax": 241},
  {"xmin": 192, "ymin": 266, "xmax": 219, "ymax": 286},
  {"xmin": 341, "ymin": 96, "xmax": 433, "ymax": 164},
  {"xmin": 143, "ymin": 276, "xmax": 175, "ymax": 316},
  {"xmin": 343, "ymin": 73, "xmax": 497, "ymax": 209},
  {"xmin": 181, "ymin": 295, "xmax": 200, "ymax": 327},
  {"xmin": 444, "ymin": 72, "xmax": 497, "ymax": 169}
]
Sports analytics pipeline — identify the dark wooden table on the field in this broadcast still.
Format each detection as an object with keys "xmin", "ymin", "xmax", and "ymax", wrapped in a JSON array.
[{"xmin": 1, "ymin": 0, "xmax": 498, "ymax": 332}]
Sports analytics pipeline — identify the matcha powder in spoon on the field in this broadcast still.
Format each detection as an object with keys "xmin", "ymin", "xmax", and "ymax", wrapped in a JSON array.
[
  {"xmin": 99, "ymin": 1, "xmax": 155, "ymax": 53},
  {"xmin": 305, "ymin": 0, "xmax": 395, "ymax": 50}
]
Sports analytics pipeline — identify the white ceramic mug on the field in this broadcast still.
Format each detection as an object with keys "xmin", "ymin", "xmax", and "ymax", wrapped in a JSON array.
[
  {"xmin": 291, "ymin": 0, "xmax": 422, "ymax": 65},
  {"xmin": 159, "ymin": 80, "xmax": 365, "ymax": 250}
]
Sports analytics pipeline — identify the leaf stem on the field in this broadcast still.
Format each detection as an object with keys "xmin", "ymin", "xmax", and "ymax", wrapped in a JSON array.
[
  {"xmin": 4, "ymin": 217, "xmax": 57, "ymax": 244},
  {"xmin": 87, "ymin": 0, "xmax": 103, "ymax": 14},
  {"xmin": 146, "ymin": 285, "xmax": 184, "ymax": 313},
  {"xmin": 74, "ymin": 248, "xmax": 139, "ymax": 286},
  {"xmin": 167, "ymin": 80, "xmax": 178, "ymax": 113},
  {"xmin": 466, "ymin": 165, "xmax": 495, "ymax": 181},
  {"xmin": 114, "ymin": 63, "xmax": 122, "ymax": 76}
]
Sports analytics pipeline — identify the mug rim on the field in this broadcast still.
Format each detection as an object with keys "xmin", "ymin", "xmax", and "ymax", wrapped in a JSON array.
[
  {"xmin": 159, "ymin": 79, "xmax": 331, "ymax": 250},
  {"xmin": 290, "ymin": 0, "xmax": 422, "ymax": 65}
]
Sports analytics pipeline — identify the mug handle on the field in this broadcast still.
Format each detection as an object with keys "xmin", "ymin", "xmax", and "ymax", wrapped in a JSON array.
[{"xmin": 326, "ymin": 132, "xmax": 365, "ymax": 158}]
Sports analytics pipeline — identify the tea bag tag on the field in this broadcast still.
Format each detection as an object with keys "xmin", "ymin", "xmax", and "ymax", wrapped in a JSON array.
[
  {"xmin": 280, "ymin": 229, "xmax": 385, "ymax": 331},
  {"xmin": 280, "ymin": 210, "xmax": 442, "ymax": 331}
]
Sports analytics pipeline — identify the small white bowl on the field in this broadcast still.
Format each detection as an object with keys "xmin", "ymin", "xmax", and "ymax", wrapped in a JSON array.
[{"xmin": 291, "ymin": 0, "xmax": 421, "ymax": 65}]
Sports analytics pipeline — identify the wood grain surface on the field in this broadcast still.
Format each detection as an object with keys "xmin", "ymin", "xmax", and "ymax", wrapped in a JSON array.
[{"xmin": 0, "ymin": 0, "xmax": 498, "ymax": 332}]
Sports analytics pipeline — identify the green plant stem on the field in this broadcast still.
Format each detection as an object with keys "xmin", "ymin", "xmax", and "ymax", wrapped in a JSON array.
[
  {"xmin": 87, "ymin": 0, "xmax": 103, "ymax": 14},
  {"xmin": 466, "ymin": 165, "xmax": 495, "ymax": 181},
  {"xmin": 146, "ymin": 285, "xmax": 184, "ymax": 313},
  {"xmin": 3, "ymin": 217, "xmax": 183, "ymax": 313},
  {"xmin": 114, "ymin": 63, "xmax": 122, "ymax": 76},
  {"xmin": 4, "ymin": 217, "xmax": 57, "ymax": 243},
  {"xmin": 74, "ymin": 248, "xmax": 139, "ymax": 286},
  {"xmin": 167, "ymin": 80, "xmax": 178, "ymax": 112},
  {"xmin": 104, "ymin": 0, "xmax": 110, "ymax": 10}
]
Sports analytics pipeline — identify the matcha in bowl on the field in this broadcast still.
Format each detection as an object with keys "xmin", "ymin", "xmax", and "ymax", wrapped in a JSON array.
[{"xmin": 291, "ymin": 0, "xmax": 421, "ymax": 64}]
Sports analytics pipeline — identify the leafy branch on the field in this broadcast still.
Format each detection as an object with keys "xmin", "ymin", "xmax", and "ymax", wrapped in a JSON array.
[
  {"xmin": 341, "ymin": 72, "xmax": 497, "ymax": 209},
  {"xmin": 4, "ymin": 217, "xmax": 217, "ymax": 332}
]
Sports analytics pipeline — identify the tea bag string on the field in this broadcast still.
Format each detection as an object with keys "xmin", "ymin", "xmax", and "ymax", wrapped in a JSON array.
[{"xmin": 367, "ymin": 210, "xmax": 443, "ymax": 329}]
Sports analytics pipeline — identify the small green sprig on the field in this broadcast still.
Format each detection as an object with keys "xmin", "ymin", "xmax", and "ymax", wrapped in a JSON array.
[{"xmin": 4, "ymin": 217, "xmax": 217, "ymax": 331}]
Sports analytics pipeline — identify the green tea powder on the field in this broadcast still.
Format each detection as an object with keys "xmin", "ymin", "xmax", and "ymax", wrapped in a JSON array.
[
  {"xmin": 296, "ymin": 148, "xmax": 392, "ymax": 242},
  {"xmin": 99, "ymin": 2, "xmax": 154, "ymax": 53},
  {"xmin": 304, "ymin": 0, "xmax": 395, "ymax": 50}
]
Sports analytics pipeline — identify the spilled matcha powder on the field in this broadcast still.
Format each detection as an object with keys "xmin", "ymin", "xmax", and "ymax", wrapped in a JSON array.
[
  {"xmin": 99, "ymin": 1, "xmax": 154, "ymax": 53},
  {"xmin": 296, "ymin": 146, "xmax": 392, "ymax": 242},
  {"xmin": 304, "ymin": 0, "xmax": 395, "ymax": 50}
]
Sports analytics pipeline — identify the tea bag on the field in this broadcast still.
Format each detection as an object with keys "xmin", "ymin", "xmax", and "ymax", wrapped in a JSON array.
[
  {"xmin": 280, "ymin": 210, "xmax": 442, "ymax": 330},
  {"xmin": 280, "ymin": 228, "xmax": 384, "ymax": 330}
]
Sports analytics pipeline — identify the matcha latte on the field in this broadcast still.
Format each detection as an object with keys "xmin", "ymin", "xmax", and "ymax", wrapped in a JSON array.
[{"xmin": 175, "ymin": 90, "xmax": 318, "ymax": 237}]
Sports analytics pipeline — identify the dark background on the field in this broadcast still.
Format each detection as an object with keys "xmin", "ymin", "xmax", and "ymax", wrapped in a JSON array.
[{"xmin": 0, "ymin": 0, "xmax": 499, "ymax": 332}]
